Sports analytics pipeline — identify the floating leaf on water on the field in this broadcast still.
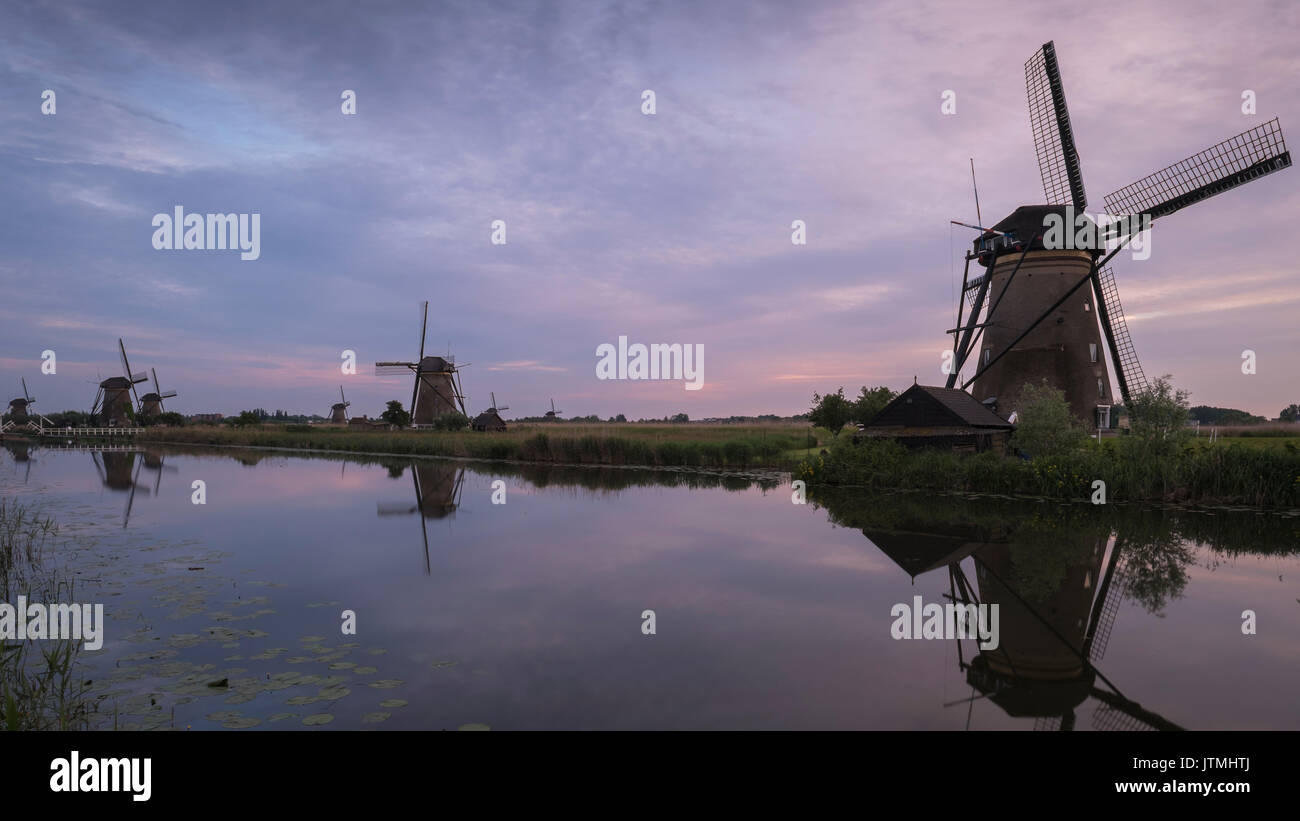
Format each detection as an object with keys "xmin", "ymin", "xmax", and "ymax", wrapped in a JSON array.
[
  {"xmin": 329, "ymin": 662, "xmax": 356, "ymax": 670},
  {"xmin": 207, "ymin": 678, "xmax": 229, "ymax": 688},
  {"xmin": 362, "ymin": 712, "xmax": 391, "ymax": 723},
  {"xmin": 302, "ymin": 714, "xmax": 334, "ymax": 726},
  {"xmin": 225, "ymin": 692, "xmax": 256, "ymax": 705},
  {"xmin": 222, "ymin": 716, "xmax": 261, "ymax": 729},
  {"xmin": 300, "ymin": 636, "xmax": 326, "ymax": 644},
  {"xmin": 286, "ymin": 656, "xmax": 312, "ymax": 664},
  {"xmin": 353, "ymin": 666, "xmax": 378, "ymax": 675},
  {"xmin": 268, "ymin": 713, "xmax": 295, "ymax": 723},
  {"xmin": 366, "ymin": 648, "xmax": 387, "ymax": 656},
  {"xmin": 206, "ymin": 711, "xmax": 243, "ymax": 722},
  {"xmin": 458, "ymin": 723, "xmax": 491, "ymax": 731},
  {"xmin": 287, "ymin": 695, "xmax": 320, "ymax": 706},
  {"xmin": 317, "ymin": 686, "xmax": 351, "ymax": 700},
  {"xmin": 379, "ymin": 699, "xmax": 407, "ymax": 709},
  {"xmin": 367, "ymin": 680, "xmax": 403, "ymax": 689},
  {"xmin": 429, "ymin": 661, "xmax": 458, "ymax": 670}
]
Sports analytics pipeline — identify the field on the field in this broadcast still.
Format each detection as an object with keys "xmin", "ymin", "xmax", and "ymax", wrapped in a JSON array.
[{"xmin": 134, "ymin": 422, "xmax": 825, "ymax": 471}]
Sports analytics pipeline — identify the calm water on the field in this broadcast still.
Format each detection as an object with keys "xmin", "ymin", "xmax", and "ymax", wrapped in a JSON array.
[{"xmin": 3, "ymin": 441, "xmax": 1298, "ymax": 730}]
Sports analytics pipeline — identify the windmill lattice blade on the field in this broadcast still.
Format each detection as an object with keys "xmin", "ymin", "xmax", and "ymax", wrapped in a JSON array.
[
  {"xmin": 152, "ymin": 368, "xmax": 160, "ymax": 394},
  {"xmin": 1105, "ymin": 118, "xmax": 1289, "ymax": 226},
  {"xmin": 1026, "ymin": 41, "xmax": 1087, "ymax": 209},
  {"xmin": 119, "ymin": 339, "xmax": 131, "ymax": 380},
  {"xmin": 1096, "ymin": 264, "xmax": 1146, "ymax": 401}
]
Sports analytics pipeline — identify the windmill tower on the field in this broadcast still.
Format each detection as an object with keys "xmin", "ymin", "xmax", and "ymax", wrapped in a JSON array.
[
  {"xmin": 544, "ymin": 398, "xmax": 562, "ymax": 421},
  {"xmin": 472, "ymin": 391, "xmax": 508, "ymax": 431},
  {"xmin": 947, "ymin": 41, "xmax": 1291, "ymax": 430},
  {"xmin": 7, "ymin": 378, "xmax": 34, "ymax": 422},
  {"xmin": 138, "ymin": 368, "xmax": 178, "ymax": 418},
  {"xmin": 91, "ymin": 339, "xmax": 149, "ymax": 426},
  {"xmin": 329, "ymin": 385, "xmax": 351, "ymax": 424},
  {"xmin": 375, "ymin": 301, "xmax": 468, "ymax": 426}
]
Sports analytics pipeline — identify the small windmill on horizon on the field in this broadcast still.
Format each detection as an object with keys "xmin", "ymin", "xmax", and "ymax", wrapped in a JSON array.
[
  {"xmin": 330, "ymin": 385, "xmax": 351, "ymax": 424},
  {"xmin": 544, "ymin": 398, "xmax": 562, "ymax": 421},
  {"xmin": 6, "ymin": 378, "xmax": 35, "ymax": 423},
  {"xmin": 138, "ymin": 368, "xmax": 178, "ymax": 419},
  {"xmin": 91, "ymin": 339, "xmax": 149, "ymax": 426}
]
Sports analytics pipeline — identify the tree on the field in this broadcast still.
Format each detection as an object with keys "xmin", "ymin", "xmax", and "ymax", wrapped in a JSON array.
[
  {"xmin": 1010, "ymin": 381, "xmax": 1086, "ymax": 458},
  {"xmin": 854, "ymin": 385, "xmax": 897, "ymax": 424},
  {"xmin": 1280, "ymin": 404, "xmax": 1300, "ymax": 423},
  {"xmin": 809, "ymin": 387, "xmax": 854, "ymax": 437},
  {"xmin": 670, "ymin": 413, "xmax": 689, "ymax": 423},
  {"xmin": 432, "ymin": 411, "xmax": 468, "ymax": 431},
  {"xmin": 1127, "ymin": 374, "xmax": 1192, "ymax": 447},
  {"xmin": 230, "ymin": 410, "xmax": 263, "ymax": 428},
  {"xmin": 380, "ymin": 400, "xmax": 411, "ymax": 428}
]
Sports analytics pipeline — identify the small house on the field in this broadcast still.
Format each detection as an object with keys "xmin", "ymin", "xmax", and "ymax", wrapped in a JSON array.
[{"xmin": 860, "ymin": 383, "xmax": 1014, "ymax": 454}]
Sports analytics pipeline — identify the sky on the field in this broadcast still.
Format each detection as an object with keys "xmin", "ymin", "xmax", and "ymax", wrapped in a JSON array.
[{"xmin": 1, "ymin": 0, "xmax": 1296, "ymax": 420}]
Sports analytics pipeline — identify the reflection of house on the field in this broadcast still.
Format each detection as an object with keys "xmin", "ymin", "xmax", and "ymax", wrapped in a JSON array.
[
  {"xmin": 347, "ymin": 415, "xmax": 390, "ymax": 430},
  {"xmin": 861, "ymin": 383, "xmax": 1013, "ymax": 454}
]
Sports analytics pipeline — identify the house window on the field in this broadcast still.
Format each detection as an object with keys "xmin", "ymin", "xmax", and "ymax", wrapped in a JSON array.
[
  {"xmin": 1089, "ymin": 343, "xmax": 1097, "ymax": 363},
  {"xmin": 1097, "ymin": 405, "xmax": 1110, "ymax": 429}
]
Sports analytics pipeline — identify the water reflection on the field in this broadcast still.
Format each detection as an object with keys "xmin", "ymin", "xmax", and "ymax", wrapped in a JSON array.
[
  {"xmin": 377, "ymin": 461, "xmax": 466, "ymax": 573},
  {"xmin": 813, "ymin": 489, "xmax": 1298, "ymax": 730}
]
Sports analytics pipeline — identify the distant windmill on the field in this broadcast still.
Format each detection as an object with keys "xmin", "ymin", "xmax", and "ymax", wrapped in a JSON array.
[
  {"xmin": 7, "ymin": 378, "xmax": 34, "ymax": 422},
  {"xmin": 330, "ymin": 385, "xmax": 351, "ymax": 424},
  {"xmin": 948, "ymin": 41, "xmax": 1291, "ymax": 431},
  {"xmin": 544, "ymin": 398, "xmax": 562, "ymax": 421},
  {"xmin": 472, "ymin": 391, "xmax": 508, "ymax": 432},
  {"xmin": 138, "ymin": 368, "xmax": 178, "ymax": 419},
  {"xmin": 375, "ymin": 300, "xmax": 468, "ymax": 426},
  {"xmin": 91, "ymin": 339, "xmax": 148, "ymax": 426}
]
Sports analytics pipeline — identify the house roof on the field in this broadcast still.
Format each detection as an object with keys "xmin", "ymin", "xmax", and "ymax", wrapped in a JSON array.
[{"xmin": 867, "ymin": 384, "xmax": 1013, "ymax": 430}]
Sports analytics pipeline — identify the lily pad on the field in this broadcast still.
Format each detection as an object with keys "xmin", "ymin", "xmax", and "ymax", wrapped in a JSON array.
[
  {"xmin": 379, "ymin": 699, "xmax": 407, "ymax": 709},
  {"xmin": 458, "ymin": 723, "xmax": 491, "ymax": 731},
  {"xmin": 362, "ymin": 712, "xmax": 391, "ymax": 723},
  {"xmin": 302, "ymin": 713, "xmax": 334, "ymax": 726}
]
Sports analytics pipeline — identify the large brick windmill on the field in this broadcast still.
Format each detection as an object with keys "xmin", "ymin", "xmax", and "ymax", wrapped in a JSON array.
[
  {"xmin": 947, "ymin": 41, "xmax": 1291, "ymax": 430},
  {"xmin": 375, "ymin": 300, "xmax": 468, "ymax": 426},
  {"xmin": 91, "ymin": 339, "xmax": 149, "ymax": 426}
]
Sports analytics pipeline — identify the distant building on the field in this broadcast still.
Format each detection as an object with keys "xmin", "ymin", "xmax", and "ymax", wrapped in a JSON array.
[
  {"xmin": 860, "ymin": 383, "xmax": 1014, "ymax": 454},
  {"xmin": 471, "ymin": 409, "xmax": 507, "ymax": 432}
]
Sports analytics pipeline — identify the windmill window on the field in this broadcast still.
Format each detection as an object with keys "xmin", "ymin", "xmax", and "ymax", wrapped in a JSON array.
[
  {"xmin": 1097, "ymin": 378, "xmax": 1105, "ymax": 397},
  {"xmin": 1089, "ymin": 343, "xmax": 1097, "ymax": 363},
  {"xmin": 983, "ymin": 349, "xmax": 991, "ymax": 366},
  {"xmin": 1083, "ymin": 301, "xmax": 1090, "ymax": 312}
]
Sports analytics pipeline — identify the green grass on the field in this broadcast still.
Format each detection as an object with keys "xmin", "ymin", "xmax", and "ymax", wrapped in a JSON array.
[
  {"xmin": 801, "ymin": 435, "xmax": 1300, "ymax": 508},
  {"xmin": 133, "ymin": 422, "xmax": 823, "ymax": 470}
]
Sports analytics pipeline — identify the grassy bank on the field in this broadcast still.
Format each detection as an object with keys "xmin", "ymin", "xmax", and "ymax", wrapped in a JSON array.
[
  {"xmin": 135, "ymin": 422, "xmax": 822, "ymax": 470},
  {"xmin": 0, "ymin": 500, "xmax": 91, "ymax": 730},
  {"xmin": 800, "ymin": 436, "xmax": 1300, "ymax": 508}
]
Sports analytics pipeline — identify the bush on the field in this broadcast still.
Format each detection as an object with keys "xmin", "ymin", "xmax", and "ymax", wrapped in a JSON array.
[{"xmin": 1010, "ymin": 381, "xmax": 1086, "ymax": 459}]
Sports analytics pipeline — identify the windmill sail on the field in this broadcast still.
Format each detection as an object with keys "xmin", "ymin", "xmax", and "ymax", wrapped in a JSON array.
[
  {"xmin": 1104, "ymin": 118, "xmax": 1290, "ymax": 234},
  {"xmin": 1026, "ymin": 41, "xmax": 1087, "ymax": 209}
]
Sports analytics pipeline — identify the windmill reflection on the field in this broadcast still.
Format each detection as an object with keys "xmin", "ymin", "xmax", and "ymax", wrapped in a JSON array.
[
  {"xmin": 88, "ymin": 448, "xmax": 174, "ymax": 528},
  {"xmin": 847, "ymin": 495, "xmax": 1188, "ymax": 730},
  {"xmin": 377, "ymin": 460, "xmax": 465, "ymax": 573},
  {"xmin": 2, "ymin": 440, "xmax": 34, "ymax": 483}
]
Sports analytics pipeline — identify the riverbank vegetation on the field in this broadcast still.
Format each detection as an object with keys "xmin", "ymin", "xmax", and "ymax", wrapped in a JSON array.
[
  {"xmin": 0, "ymin": 501, "xmax": 91, "ymax": 730},
  {"xmin": 802, "ymin": 377, "xmax": 1300, "ymax": 508},
  {"xmin": 135, "ymin": 422, "xmax": 822, "ymax": 470}
]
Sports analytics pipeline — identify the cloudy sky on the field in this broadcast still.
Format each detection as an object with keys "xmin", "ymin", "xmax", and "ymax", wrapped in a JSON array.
[{"xmin": 1, "ymin": 0, "xmax": 1296, "ymax": 419}]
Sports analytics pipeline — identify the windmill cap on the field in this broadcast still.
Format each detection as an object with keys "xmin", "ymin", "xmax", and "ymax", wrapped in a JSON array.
[
  {"xmin": 976, "ymin": 205, "xmax": 1103, "ymax": 257},
  {"xmin": 418, "ymin": 356, "xmax": 454, "ymax": 371},
  {"xmin": 100, "ymin": 376, "xmax": 133, "ymax": 388}
]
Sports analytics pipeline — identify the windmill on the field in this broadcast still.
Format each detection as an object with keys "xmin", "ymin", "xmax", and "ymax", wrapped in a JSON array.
[
  {"xmin": 947, "ymin": 41, "xmax": 1291, "ymax": 430},
  {"xmin": 90, "ymin": 449, "xmax": 150, "ymax": 528},
  {"xmin": 544, "ymin": 398, "xmax": 562, "ymax": 421},
  {"xmin": 91, "ymin": 339, "xmax": 149, "ymax": 426},
  {"xmin": 7, "ymin": 378, "xmax": 34, "ymax": 422},
  {"xmin": 472, "ymin": 391, "xmax": 508, "ymax": 431},
  {"xmin": 330, "ymin": 385, "xmax": 351, "ymax": 424},
  {"xmin": 138, "ymin": 368, "xmax": 178, "ymax": 419},
  {"xmin": 375, "ymin": 300, "xmax": 468, "ymax": 426},
  {"xmin": 377, "ymin": 461, "xmax": 465, "ymax": 574}
]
